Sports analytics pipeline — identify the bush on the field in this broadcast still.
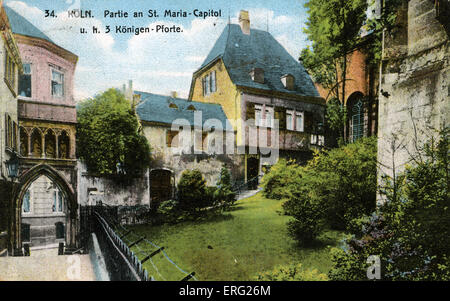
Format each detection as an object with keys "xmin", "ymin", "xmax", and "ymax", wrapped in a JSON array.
[
  {"xmin": 313, "ymin": 137, "xmax": 378, "ymax": 230},
  {"xmin": 261, "ymin": 159, "xmax": 302, "ymax": 200},
  {"xmin": 255, "ymin": 263, "xmax": 328, "ymax": 281},
  {"xmin": 329, "ymin": 129, "xmax": 450, "ymax": 280},
  {"xmin": 177, "ymin": 169, "xmax": 212, "ymax": 214},
  {"xmin": 214, "ymin": 165, "xmax": 237, "ymax": 210},
  {"xmin": 275, "ymin": 137, "xmax": 377, "ymax": 244}
]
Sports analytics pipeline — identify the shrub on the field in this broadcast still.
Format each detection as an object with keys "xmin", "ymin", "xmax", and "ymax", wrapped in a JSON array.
[
  {"xmin": 313, "ymin": 137, "xmax": 378, "ymax": 230},
  {"xmin": 214, "ymin": 165, "xmax": 237, "ymax": 210},
  {"xmin": 283, "ymin": 170, "xmax": 326, "ymax": 245},
  {"xmin": 156, "ymin": 199, "xmax": 179, "ymax": 217},
  {"xmin": 255, "ymin": 263, "xmax": 328, "ymax": 281},
  {"xmin": 277, "ymin": 137, "xmax": 377, "ymax": 244},
  {"xmin": 260, "ymin": 159, "xmax": 302, "ymax": 200},
  {"xmin": 329, "ymin": 129, "xmax": 450, "ymax": 280},
  {"xmin": 177, "ymin": 169, "xmax": 208, "ymax": 212}
]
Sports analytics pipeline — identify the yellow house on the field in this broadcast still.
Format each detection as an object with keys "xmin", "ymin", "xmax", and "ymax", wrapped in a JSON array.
[{"xmin": 188, "ymin": 10, "xmax": 326, "ymax": 184}]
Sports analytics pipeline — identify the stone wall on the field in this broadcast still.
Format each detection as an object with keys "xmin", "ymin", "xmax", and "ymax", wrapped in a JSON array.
[
  {"xmin": 142, "ymin": 124, "xmax": 245, "ymax": 186},
  {"xmin": 77, "ymin": 161, "xmax": 150, "ymax": 207},
  {"xmin": 377, "ymin": 0, "xmax": 449, "ymax": 185}
]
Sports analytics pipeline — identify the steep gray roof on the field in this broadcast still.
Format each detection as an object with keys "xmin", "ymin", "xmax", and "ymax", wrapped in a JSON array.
[
  {"xmin": 135, "ymin": 91, "xmax": 230, "ymax": 130},
  {"xmin": 198, "ymin": 24, "xmax": 319, "ymax": 97},
  {"xmin": 4, "ymin": 6, "xmax": 54, "ymax": 43}
]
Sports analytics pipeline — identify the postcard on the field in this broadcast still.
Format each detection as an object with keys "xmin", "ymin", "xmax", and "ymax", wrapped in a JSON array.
[{"xmin": 0, "ymin": 0, "xmax": 448, "ymax": 290}]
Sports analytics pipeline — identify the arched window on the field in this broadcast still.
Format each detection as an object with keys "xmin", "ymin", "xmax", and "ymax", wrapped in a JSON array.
[
  {"xmin": 45, "ymin": 130, "xmax": 56, "ymax": 158},
  {"xmin": 347, "ymin": 92, "xmax": 365, "ymax": 143},
  {"xmin": 30, "ymin": 129, "xmax": 42, "ymax": 158},
  {"xmin": 351, "ymin": 100, "xmax": 364, "ymax": 142},
  {"xmin": 20, "ymin": 127, "xmax": 28, "ymax": 156},
  {"xmin": 58, "ymin": 131, "xmax": 70, "ymax": 159},
  {"xmin": 169, "ymin": 103, "xmax": 178, "ymax": 109}
]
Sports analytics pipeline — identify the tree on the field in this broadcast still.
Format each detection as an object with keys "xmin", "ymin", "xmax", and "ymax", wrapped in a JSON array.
[
  {"xmin": 300, "ymin": 0, "xmax": 368, "ymax": 139},
  {"xmin": 77, "ymin": 88, "xmax": 151, "ymax": 181},
  {"xmin": 177, "ymin": 169, "xmax": 210, "ymax": 214},
  {"xmin": 214, "ymin": 165, "xmax": 237, "ymax": 210}
]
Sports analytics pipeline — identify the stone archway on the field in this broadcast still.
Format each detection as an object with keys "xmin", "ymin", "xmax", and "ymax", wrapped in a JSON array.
[{"xmin": 9, "ymin": 164, "xmax": 78, "ymax": 256}]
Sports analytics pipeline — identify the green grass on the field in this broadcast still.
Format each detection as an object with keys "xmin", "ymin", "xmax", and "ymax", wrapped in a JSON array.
[{"xmin": 127, "ymin": 193, "xmax": 343, "ymax": 281}]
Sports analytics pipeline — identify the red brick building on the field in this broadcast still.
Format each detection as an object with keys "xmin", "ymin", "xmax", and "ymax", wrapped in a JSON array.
[{"xmin": 316, "ymin": 36, "xmax": 380, "ymax": 144}]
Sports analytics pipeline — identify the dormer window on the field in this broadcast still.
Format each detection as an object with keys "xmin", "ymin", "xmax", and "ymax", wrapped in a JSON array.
[
  {"xmin": 187, "ymin": 105, "xmax": 196, "ymax": 111},
  {"xmin": 169, "ymin": 103, "xmax": 178, "ymax": 109},
  {"xmin": 202, "ymin": 70, "xmax": 216, "ymax": 96},
  {"xmin": 281, "ymin": 74, "xmax": 295, "ymax": 90},
  {"xmin": 250, "ymin": 68, "xmax": 264, "ymax": 84}
]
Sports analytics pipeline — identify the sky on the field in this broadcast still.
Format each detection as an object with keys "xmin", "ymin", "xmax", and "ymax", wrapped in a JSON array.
[{"xmin": 4, "ymin": 0, "xmax": 312, "ymax": 100}]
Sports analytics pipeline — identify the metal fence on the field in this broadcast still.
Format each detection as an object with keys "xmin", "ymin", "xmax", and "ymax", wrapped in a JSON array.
[
  {"xmin": 80, "ymin": 205, "xmax": 196, "ymax": 281},
  {"xmin": 81, "ymin": 206, "xmax": 147, "ymax": 281},
  {"xmin": 93, "ymin": 211, "xmax": 149, "ymax": 281}
]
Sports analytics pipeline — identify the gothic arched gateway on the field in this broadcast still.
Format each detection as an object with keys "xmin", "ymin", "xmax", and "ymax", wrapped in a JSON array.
[{"xmin": 8, "ymin": 164, "xmax": 78, "ymax": 256}]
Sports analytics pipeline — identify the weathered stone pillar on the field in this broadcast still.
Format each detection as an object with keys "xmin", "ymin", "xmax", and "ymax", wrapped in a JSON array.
[
  {"xmin": 27, "ymin": 131, "xmax": 32, "ymax": 157},
  {"xmin": 41, "ymin": 134, "xmax": 45, "ymax": 158}
]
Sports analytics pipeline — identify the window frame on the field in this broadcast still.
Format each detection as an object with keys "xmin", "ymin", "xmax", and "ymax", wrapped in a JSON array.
[
  {"xmin": 295, "ymin": 111, "xmax": 304, "ymax": 132},
  {"xmin": 286, "ymin": 110, "xmax": 294, "ymax": 131},
  {"xmin": 264, "ymin": 106, "xmax": 274, "ymax": 128},
  {"xmin": 202, "ymin": 70, "xmax": 217, "ymax": 96},
  {"xmin": 351, "ymin": 99, "xmax": 364, "ymax": 142},
  {"xmin": 52, "ymin": 189, "xmax": 64, "ymax": 213},
  {"xmin": 51, "ymin": 68, "xmax": 65, "ymax": 98},
  {"xmin": 18, "ymin": 63, "xmax": 32, "ymax": 98},
  {"xmin": 254, "ymin": 105, "xmax": 263, "ymax": 127},
  {"xmin": 4, "ymin": 48, "xmax": 16, "ymax": 95},
  {"xmin": 22, "ymin": 186, "xmax": 33, "ymax": 215}
]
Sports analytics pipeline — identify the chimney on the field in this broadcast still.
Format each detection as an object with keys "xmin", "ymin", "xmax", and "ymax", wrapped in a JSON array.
[
  {"xmin": 171, "ymin": 91, "xmax": 178, "ymax": 98},
  {"xmin": 239, "ymin": 10, "xmax": 250, "ymax": 35},
  {"xmin": 123, "ymin": 80, "xmax": 133, "ymax": 100},
  {"xmin": 128, "ymin": 80, "xmax": 133, "ymax": 92}
]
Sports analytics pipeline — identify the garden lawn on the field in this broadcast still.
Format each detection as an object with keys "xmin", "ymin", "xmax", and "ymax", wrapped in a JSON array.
[{"xmin": 128, "ymin": 193, "xmax": 343, "ymax": 281}]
